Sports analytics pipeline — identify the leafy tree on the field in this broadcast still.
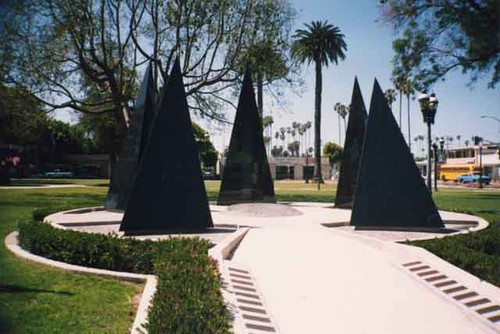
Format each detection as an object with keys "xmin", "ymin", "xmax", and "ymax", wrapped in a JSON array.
[
  {"xmin": 237, "ymin": 41, "xmax": 295, "ymax": 117},
  {"xmin": 0, "ymin": 0, "xmax": 296, "ymax": 128},
  {"xmin": 192, "ymin": 122, "xmax": 218, "ymax": 169},
  {"xmin": 0, "ymin": 84, "xmax": 46, "ymax": 147},
  {"xmin": 271, "ymin": 145, "xmax": 284, "ymax": 157},
  {"xmin": 323, "ymin": 141, "xmax": 343, "ymax": 174},
  {"xmin": 291, "ymin": 21, "xmax": 347, "ymax": 188},
  {"xmin": 78, "ymin": 112, "xmax": 120, "ymax": 160},
  {"xmin": 380, "ymin": 0, "xmax": 500, "ymax": 89},
  {"xmin": 287, "ymin": 140, "xmax": 300, "ymax": 157}
]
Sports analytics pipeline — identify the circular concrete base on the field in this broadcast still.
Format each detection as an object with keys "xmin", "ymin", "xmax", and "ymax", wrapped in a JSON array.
[
  {"xmin": 43, "ymin": 203, "xmax": 488, "ymax": 243},
  {"xmin": 227, "ymin": 203, "xmax": 302, "ymax": 217}
]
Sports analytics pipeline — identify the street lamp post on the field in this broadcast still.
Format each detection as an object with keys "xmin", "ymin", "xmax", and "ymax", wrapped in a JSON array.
[
  {"xmin": 418, "ymin": 92, "xmax": 439, "ymax": 192},
  {"xmin": 439, "ymin": 137, "xmax": 445, "ymax": 163},
  {"xmin": 432, "ymin": 142, "xmax": 438, "ymax": 191},
  {"xmin": 481, "ymin": 115, "xmax": 500, "ymax": 123},
  {"xmin": 473, "ymin": 136, "xmax": 484, "ymax": 189},
  {"xmin": 479, "ymin": 141, "xmax": 483, "ymax": 189}
]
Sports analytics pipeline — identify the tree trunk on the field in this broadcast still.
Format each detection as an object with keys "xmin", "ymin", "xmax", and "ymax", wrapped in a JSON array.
[
  {"xmin": 399, "ymin": 90, "xmax": 402, "ymax": 127},
  {"xmin": 338, "ymin": 114, "xmax": 341, "ymax": 144},
  {"xmin": 314, "ymin": 57, "xmax": 323, "ymax": 189},
  {"xmin": 343, "ymin": 117, "xmax": 347, "ymax": 138},
  {"xmin": 257, "ymin": 72, "xmax": 263, "ymax": 120},
  {"xmin": 407, "ymin": 93, "xmax": 411, "ymax": 153}
]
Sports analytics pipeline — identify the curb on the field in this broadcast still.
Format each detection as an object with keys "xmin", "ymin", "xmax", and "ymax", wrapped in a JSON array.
[
  {"xmin": 5, "ymin": 227, "xmax": 253, "ymax": 333},
  {"xmin": 4, "ymin": 232, "xmax": 156, "ymax": 334},
  {"xmin": 209, "ymin": 228, "xmax": 251, "ymax": 334}
]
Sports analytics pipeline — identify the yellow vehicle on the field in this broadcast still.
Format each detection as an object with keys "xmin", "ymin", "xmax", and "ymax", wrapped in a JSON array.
[{"xmin": 439, "ymin": 164, "xmax": 480, "ymax": 181}]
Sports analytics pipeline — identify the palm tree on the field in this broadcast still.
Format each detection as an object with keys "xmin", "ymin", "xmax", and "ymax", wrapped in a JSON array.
[
  {"xmin": 384, "ymin": 88, "xmax": 397, "ymax": 113},
  {"xmin": 334, "ymin": 102, "xmax": 343, "ymax": 144},
  {"xmin": 262, "ymin": 115, "xmax": 274, "ymax": 155},
  {"xmin": 447, "ymin": 136, "xmax": 454, "ymax": 149},
  {"xmin": 398, "ymin": 78, "xmax": 415, "ymax": 152},
  {"xmin": 334, "ymin": 102, "xmax": 349, "ymax": 145},
  {"xmin": 392, "ymin": 76, "xmax": 405, "ymax": 128},
  {"xmin": 292, "ymin": 21, "xmax": 347, "ymax": 188}
]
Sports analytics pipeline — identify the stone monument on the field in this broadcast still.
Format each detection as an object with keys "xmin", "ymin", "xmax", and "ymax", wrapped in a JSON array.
[
  {"xmin": 350, "ymin": 79, "xmax": 443, "ymax": 229},
  {"xmin": 120, "ymin": 58, "xmax": 213, "ymax": 234},
  {"xmin": 105, "ymin": 62, "xmax": 158, "ymax": 210},
  {"xmin": 335, "ymin": 77, "xmax": 367, "ymax": 209},
  {"xmin": 217, "ymin": 70, "xmax": 275, "ymax": 205}
]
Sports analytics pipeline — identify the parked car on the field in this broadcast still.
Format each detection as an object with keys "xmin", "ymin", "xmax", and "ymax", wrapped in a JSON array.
[
  {"xmin": 456, "ymin": 172, "xmax": 491, "ymax": 185},
  {"xmin": 202, "ymin": 169, "xmax": 215, "ymax": 180},
  {"xmin": 44, "ymin": 170, "xmax": 74, "ymax": 178}
]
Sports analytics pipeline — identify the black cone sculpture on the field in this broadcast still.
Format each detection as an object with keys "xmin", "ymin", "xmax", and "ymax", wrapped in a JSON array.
[
  {"xmin": 120, "ymin": 58, "xmax": 213, "ymax": 234},
  {"xmin": 106, "ymin": 62, "xmax": 158, "ymax": 210},
  {"xmin": 217, "ymin": 70, "xmax": 275, "ymax": 205},
  {"xmin": 351, "ymin": 79, "xmax": 443, "ymax": 229},
  {"xmin": 335, "ymin": 77, "xmax": 367, "ymax": 209}
]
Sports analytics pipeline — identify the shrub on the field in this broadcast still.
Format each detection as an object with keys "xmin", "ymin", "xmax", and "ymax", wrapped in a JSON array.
[
  {"xmin": 18, "ymin": 220, "xmax": 158, "ymax": 273},
  {"xmin": 17, "ymin": 220, "xmax": 231, "ymax": 331},
  {"xmin": 32, "ymin": 206, "xmax": 70, "ymax": 222},
  {"xmin": 409, "ymin": 221, "xmax": 500, "ymax": 286},
  {"xmin": 147, "ymin": 244, "xmax": 231, "ymax": 334}
]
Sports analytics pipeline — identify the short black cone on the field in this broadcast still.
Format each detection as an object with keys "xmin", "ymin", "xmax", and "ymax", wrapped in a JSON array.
[
  {"xmin": 120, "ymin": 58, "xmax": 213, "ymax": 234},
  {"xmin": 105, "ymin": 62, "xmax": 158, "ymax": 210},
  {"xmin": 350, "ymin": 79, "xmax": 443, "ymax": 229},
  {"xmin": 217, "ymin": 70, "xmax": 275, "ymax": 205},
  {"xmin": 335, "ymin": 77, "xmax": 367, "ymax": 209}
]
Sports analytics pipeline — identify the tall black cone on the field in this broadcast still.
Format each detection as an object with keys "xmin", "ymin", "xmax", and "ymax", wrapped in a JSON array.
[
  {"xmin": 105, "ymin": 61, "xmax": 158, "ymax": 210},
  {"xmin": 217, "ymin": 70, "xmax": 275, "ymax": 205},
  {"xmin": 335, "ymin": 77, "xmax": 367, "ymax": 209},
  {"xmin": 120, "ymin": 58, "xmax": 213, "ymax": 234},
  {"xmin": 351, "ymin": 79, "xmax": 443, "ymax": 229}
]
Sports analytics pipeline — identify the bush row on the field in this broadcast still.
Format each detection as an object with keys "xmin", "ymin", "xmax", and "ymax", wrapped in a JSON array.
[
  {"xmin": 18, "ymin": 219, "xmax": 231, "ymax": 333},
  {"xmin": 19, "ymin": 220, "xmax": 159, "ymax": 273},
  {"xmin": 147, "ymin": 247, "xmax": 231, "ymax": 333},
  {"xmin": 409, "ymin": 221, "xmax": 500, "ymax": 286}
]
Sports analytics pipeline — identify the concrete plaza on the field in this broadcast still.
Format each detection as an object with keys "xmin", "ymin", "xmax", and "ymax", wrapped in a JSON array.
[{"xmin": 44, "ymin": 202, "xmax": 500, "ymax": 333}]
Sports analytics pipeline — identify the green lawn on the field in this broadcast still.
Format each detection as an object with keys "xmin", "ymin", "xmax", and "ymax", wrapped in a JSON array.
[
  {"xmin": 0, "ymin": 186, "xmax": 142, "ymax": 333},
  {"xmin": 1, "ymin": 180, "xmax": 499, "ymax": 332}
]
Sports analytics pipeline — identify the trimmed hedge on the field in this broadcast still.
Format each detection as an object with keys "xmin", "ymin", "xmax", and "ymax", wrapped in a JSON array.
[
  {"xmin": 18, "ymin": 219, "xmax": 231, "ymax": 333},
  {"xmin": 18, "ymin": 221, "xmax": 160, "ymax": 273},
  {"xmin": 147, "ymin": 246, "xmax": 231, "ymax": 333},
  {"xmin": 408, "ymin": 221, "xmax": 500, "ymax": 286}
]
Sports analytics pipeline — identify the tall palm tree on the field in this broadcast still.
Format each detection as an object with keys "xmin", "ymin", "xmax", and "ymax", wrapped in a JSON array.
[
  {"xmin": 262, "ymin": 115, "xmax": 274, "ymax": 155},
  {"xmin": 398, "ymin": 78, "xmax": 415, "ymax": 153},
  {"xmin": 334, "ymin": 102, "xmax": 349, "ymax": 145},
  {"xmin": 384, "ymin": 88, "xmax": 397, "ymax": 113},
  {"xmin": 291, "ymin": 21, "xmax": 347, "ymax": 188}
]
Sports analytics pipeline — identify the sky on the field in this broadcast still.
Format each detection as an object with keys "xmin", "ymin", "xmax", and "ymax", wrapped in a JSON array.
[
  {"xmin": 55, "ymin": 0, "xmax": 500, "ymax": 155},
  {"xmin": 201, "ymin": 0, "xmax": 500, "ymax": 156}
]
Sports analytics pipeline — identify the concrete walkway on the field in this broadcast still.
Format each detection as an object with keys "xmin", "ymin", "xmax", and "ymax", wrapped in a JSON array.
[
  {"xmin": 42, "ymin": 203, "xmax": 499, "ymax": 333},
  {"xmin": 232, "ymin": 224, "xmax": 499, "ymax": 333}
]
